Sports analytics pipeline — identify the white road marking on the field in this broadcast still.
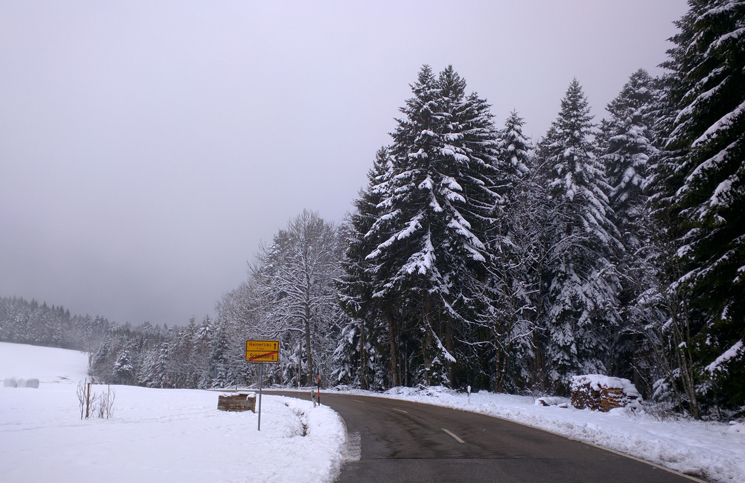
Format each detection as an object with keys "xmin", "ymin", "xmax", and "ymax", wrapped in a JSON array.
[
  {"xmin": 391, "ymin": 408, "xmax": 408, "ymax": 414},
  {"xmin": 353, "ymin": 399, "xmax": 365, "ymax": 403},
  {"xmin": 441, "ymin": 428, "xmax": 465, "ymax": 444}
]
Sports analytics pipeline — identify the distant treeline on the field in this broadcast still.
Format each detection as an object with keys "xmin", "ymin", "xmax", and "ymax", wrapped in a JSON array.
[
  {"xmin": 0, "ymin": 296, "xmax": 111, "ymax": 352},
  {"xmin": 0, "ymin": 296, "xmax": 253, "ymax": 389},
  {"xmin": 88, "ymin": 315, "xmax": 263, "ymax": 389}
]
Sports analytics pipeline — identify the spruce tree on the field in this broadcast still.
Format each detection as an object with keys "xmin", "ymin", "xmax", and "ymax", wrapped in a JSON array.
[
  {"xmin": 496, "ymin": 111, "xmax": 532, "ymax": 179},
  {"xmin": 336, "ymin": 148, "xmax": 392, "ymax": 389},
  {"xmin": 206, "ymin": 319, "xmax": 230, "ymax": 388},
  {"xmin": 602, "ymin": 69, "xmax": 659, "ymax": 251},
  {"xmin": 657, "ymin": 0, "xmax": 745, "ymax": 410},
  {"xmin": 536, "ymin": 79, "xmax": 622, "ymax": 393},
  {"xmin": 363, "ymin": 65, "xmax": 503, "ymax": 387},
  {"xmin": 487, "ymin": 111, "xmax": 539, "ymax": 392},
  {"xmin": 599, "ymin": 69, "xmax": 661, "ymax": 384}
]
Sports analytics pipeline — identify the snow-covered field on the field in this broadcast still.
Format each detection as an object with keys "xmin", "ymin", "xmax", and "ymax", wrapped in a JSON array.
[
  {"xmin": 347, "ymin": 386, "xmax": 744, "ymax": 483},
  {"xmin": 0, "ymin": 342, "xmax": 347, "ymax": 483}
]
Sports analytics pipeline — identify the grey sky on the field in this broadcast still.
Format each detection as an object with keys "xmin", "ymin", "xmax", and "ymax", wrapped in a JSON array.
[{"xmin": 0, "ymin": 0, "xmax": 687, "ymax": 327}]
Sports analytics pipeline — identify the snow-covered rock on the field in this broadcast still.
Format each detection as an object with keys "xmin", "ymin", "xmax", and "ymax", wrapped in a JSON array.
[{"xmin": 3, "ymin": 377, "xmax": 39, "ymax": 388}]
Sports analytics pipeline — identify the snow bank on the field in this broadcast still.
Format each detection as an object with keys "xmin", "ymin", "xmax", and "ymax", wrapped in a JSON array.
[{"xmin": 0, "ymin": 343, "xmax": 348, "ymax": 483}]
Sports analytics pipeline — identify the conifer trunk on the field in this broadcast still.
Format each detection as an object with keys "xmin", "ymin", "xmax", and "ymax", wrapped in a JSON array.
[
  {"xmin": 446, "ymin": 315, "xmax": 455, "ymax": 387},
  {"xmin": 386, "ymin": 311, "xmax": 400, "ymax": 387},
  {"xmin": 359, "ymin": 316, "xmax": 368, "ymax": 390}
]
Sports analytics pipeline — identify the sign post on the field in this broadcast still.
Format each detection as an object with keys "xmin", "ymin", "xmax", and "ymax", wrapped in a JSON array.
[
  {"xmin": 258, "ymin": 363, "xmax": 263, "ymax": 430},
  {"xmin": 246, "ymin": 340, "xmax": 280, "ymax": 431}
]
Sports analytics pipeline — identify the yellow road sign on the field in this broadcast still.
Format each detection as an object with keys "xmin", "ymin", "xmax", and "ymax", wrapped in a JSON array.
[{"xmin": 246, "ymin": 340, "xmax": 280, "ymax": 363}]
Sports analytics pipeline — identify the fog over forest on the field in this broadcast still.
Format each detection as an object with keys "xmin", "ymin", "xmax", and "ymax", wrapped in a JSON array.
[
  {"xmin": 4, "ymin": 0, "xmax": 745, "ymax": 422},
  {"xmin": 0, "ymin": 1, "xmax": 687, "ymax": 327}
]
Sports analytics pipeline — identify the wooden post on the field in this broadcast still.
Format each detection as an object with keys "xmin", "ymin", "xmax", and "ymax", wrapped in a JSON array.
[{"xmin": 85, "ymin": 381, "xmax": 91, "ymax": 419}]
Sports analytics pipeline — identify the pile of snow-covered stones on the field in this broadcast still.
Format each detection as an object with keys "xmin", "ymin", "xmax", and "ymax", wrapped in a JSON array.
[
  {"xmin": 570, "ymin": 374, "xmax": 641, "ymax": 412},
  {"xmin": 4, "ymin": 377, "xmax": 40, "ymax": 388}
]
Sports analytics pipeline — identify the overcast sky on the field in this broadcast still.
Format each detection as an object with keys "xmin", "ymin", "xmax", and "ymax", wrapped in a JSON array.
[{"xmin": 0, "ymin": 0, "xmax": 688, "ymax": 327}]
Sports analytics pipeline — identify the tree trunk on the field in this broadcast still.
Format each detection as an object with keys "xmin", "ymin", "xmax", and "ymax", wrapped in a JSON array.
[
  {"xmin": 359, "ymin": 316, "xmax": 369, "ymax": 390},
  {"xmin": 387, "ymin": 311, "xmax": 400, "ymax": 387},
  {"xmin": 446, "ymin": 315, "xmax": 455, "ymax": 387},
  {"xmin": 632, "ymin": 333, "xmax": 640, "ymax": 390},
  {"xmin": 305, "ymin": 313, "xmax": 314, "ymax": 384}
]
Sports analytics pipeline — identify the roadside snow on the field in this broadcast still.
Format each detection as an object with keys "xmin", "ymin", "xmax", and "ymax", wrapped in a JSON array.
[
  {"xmin": 5, "ymin": 341, "xmax": 743, "ymax": 482},
  {"xmin": 359, "ymin": 386, "xmax": 744, "ymax": 483},
  {"xmin": 0, "ymin": 342, "xmax": 347, "ymax": 483}
]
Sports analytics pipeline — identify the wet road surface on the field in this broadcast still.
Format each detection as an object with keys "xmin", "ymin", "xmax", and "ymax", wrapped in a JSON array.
[{"xmin": 268, "ymin": 391, "xmax": 701, "ymax": 483}]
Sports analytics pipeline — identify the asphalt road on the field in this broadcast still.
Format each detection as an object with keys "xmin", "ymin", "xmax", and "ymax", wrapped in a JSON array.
[{"xmin": 268, "ymin": 391, "xmax": 701, "ymax": 483}]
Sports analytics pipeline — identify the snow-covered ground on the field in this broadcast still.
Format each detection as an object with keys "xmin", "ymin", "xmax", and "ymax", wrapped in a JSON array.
[
  {"xmin": 341, "ymin": 385, "xmax": 744, "ymax": 483},
  {"xmin": 3, "ymin": 341, "xmax": 744, "ymax": 483},
  {"xmin": 0, "ymin": 342, "xmax": 347, "ymax": 483}
]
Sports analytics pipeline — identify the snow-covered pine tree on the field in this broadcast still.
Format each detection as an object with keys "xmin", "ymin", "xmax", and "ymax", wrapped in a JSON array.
[
  {"xmin": 363, "ymin": 65, "xmax": 503, "ymax": 388},
  {"xmin": 90, "ymin": 334, "xmax": 116, "ymax": 382},
  {"xmin": 656, "ymin": 0, "xmax": 745, "ymax": 411},
  {"xmin": 602, "ymin": 69, "xmax": 659, "ymax": 253},
  {"xmin": 185, "ymin": 318, "xmax": 211, "ymax": 387},
  {"xmin": 536, "ymin": 79, "xmax": 622, "ymax": 394},
  {"xmin": 113, "ymin": 347, "xmax": 136, "ymax": 385},
  {"xmin": 362, "ymin": 66, "xmax": 443, "ymax": 387},
  {"xmin": 496, "ymin": 111, "xmax": 532, "ymax": 179},
  {"xmin": 336, "ymin": 148, "xmax": 392, "ymax": 389},
  {"xmin": 481, "ymin": 111, "xmax": 539, "ymax": 392},
  {"xmin": 205, "ymin": 318, "xmax": 231, "ymax": 388},
  {"xmin": 599, "ymin": 69, "xmax": 661, "ymax": 385}
]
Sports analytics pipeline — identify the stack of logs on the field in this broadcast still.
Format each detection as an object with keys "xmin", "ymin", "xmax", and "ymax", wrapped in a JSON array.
[
  {"xmin": 570, "ymin": 375, "xmax": 640, "ymax": 412},
  {"xmin": 217, "ymin": 393, "xmax": 256, "ymax": 412}
]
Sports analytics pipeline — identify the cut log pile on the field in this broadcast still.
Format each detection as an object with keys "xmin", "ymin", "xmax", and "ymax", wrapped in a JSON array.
[
  {"xmin": 217, "ymin": 393, "xmax": 256, "ymax": 412},
  {"xmin": 570, "ymin": 375, "xmax": 641, "ymax": 412}
]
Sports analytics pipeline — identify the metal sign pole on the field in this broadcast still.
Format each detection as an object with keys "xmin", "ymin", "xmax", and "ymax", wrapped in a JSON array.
[
  {"xmin": 258, "ymin": 363, "xmax": 263, "ymax": 431},
  {"xmin": 245, "ymin": 340, "xmax": 278, "ymax": 431}
]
